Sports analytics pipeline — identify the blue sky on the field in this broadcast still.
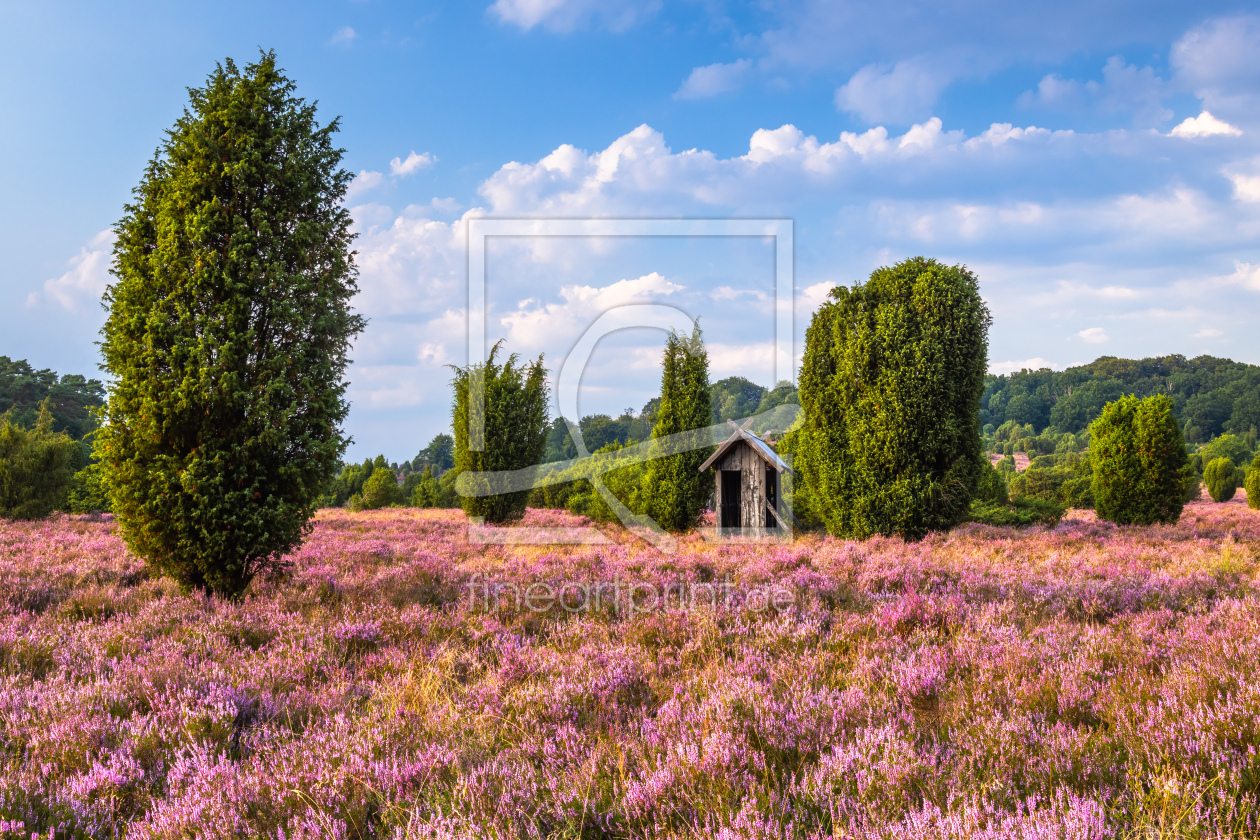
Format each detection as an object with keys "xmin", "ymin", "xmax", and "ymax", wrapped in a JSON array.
[{"xmin": 4, "ymin": 0, "xmax": 1260, "ymax": 461}]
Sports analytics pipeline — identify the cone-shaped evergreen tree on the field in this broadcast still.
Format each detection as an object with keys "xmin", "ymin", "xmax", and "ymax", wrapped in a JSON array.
[
  {"xmin": 98, "ymin": 52, "xmax": 364, "ymax": 595},
  {"xmin": 450, "ymin": 341, "xmax": 549, "ymax": 524},
  {"xmin": 644, "ymin": 323, "xmax": 713, "ymax": 532},
  {"xmin": 797, "ymin": 257, "xmax": 991, "ymax": 540}
]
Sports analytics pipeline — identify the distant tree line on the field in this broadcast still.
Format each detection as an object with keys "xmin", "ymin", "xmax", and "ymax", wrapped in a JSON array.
[{"xmin": 982, "ymin": 355, "xmax": 1260, "ymax": 443}]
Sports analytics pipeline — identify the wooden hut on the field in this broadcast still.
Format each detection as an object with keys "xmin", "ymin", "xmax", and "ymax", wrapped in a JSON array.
[{"xmin": 699, "ymin": 419, "xmax": 794, "ymax": 535}]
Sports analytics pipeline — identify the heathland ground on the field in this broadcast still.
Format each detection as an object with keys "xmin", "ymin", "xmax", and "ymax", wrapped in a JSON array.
[{"xmin": 1, "ymin": 494, "xmax": 1258, "ymax": 838}]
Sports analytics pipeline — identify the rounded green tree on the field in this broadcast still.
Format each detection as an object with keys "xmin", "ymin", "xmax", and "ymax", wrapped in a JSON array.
[
  {"xmin": 98, "ymin": 53, "xmax": 364, "ymax": 595},
  {"xmin": 1246, "ymin": 454, "xmax": 1260, "ymax": 510},
  {"xmin": 797, "ymin": 257, "xmax": 991, "ymax": 540},
  {"xmin": 1204, "ymin": 457, "xmax": 1237, "ymax": 503},
  {"xmin": 355, "ymin": 467, "xmax": 401, "ymax": 511},
  {"xmin": 1089, "ymin": 394, "xmax": 1192, "ymax": 525}
]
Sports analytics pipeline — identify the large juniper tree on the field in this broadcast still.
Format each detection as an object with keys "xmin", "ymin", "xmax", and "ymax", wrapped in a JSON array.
[
  {"xmin": 1090, "ymin": 394, "xmax": 1193, "ymax": 524},
  {"xmin": 797, "ymin": 257, "xmax": 991, "ymax": 540},
  {"xmin": 643, "ymin": 323, "xmax": 713, "ymax": 532},
  {"xmin": 98, "ymin": 52, "xmax": 364, "ymax": 595}
]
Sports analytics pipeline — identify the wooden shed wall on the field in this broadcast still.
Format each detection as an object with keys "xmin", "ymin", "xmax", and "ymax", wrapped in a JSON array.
[{"xmin": 715, "ymin": 441, "xmax": 770, "ymax": 532}]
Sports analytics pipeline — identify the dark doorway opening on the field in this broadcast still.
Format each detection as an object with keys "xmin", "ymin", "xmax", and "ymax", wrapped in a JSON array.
[
  {"xmin": 765, "ymin": 466, "xmax": 778, "ymax": 530},
  {"xmin": 720, "ymin": 470, "xmax": 741, "ymax": 529}
]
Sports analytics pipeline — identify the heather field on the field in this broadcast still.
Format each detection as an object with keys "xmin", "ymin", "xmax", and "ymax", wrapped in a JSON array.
[{"xmin": 2, "ymin": 498, "xmax": 1260, "ymax": 839}]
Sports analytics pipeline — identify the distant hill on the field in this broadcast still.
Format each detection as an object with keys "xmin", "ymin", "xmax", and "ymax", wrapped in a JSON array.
[
  {"xmin": 0, "ymin": 356, "xmax": 105, "ymax": 440},
  {"xmin": 983, "ymin": 355, "xmax": 1260, "ymax": 443}
]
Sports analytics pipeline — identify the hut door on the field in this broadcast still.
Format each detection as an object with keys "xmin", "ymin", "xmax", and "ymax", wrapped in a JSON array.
[
  {"xmin": 765, "ymin": 466, "xmax": 778, "ymax": 530},
  {"xmin": 720, "ymin": 470, "xmax": 741, "ymax": 529}
]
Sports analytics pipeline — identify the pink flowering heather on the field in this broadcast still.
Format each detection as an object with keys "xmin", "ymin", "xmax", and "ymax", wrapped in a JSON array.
[{"xmin": 0, "ymin": 497, "xmax": 1258, "ymax": 838}]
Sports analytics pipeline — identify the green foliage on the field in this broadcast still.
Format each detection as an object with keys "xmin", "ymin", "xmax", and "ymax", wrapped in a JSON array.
[
  {"xmin": 1010, "ymin": 465, "xmax": 1072, "ymax": 504},
  {"xmin": 982, "ymin": 354, "xmax": 1260, "ymax": 437},
  {"xmin": 975, "ymin": 460, "xmax": 1009, "ymax": 505},
  {"xmin": 68, "ymin": 462, "xmax": 113, "ymax": 514},
  {"xmin": 1090, "ymin": 394, "xmax": 1192, "ymax": 525},
  {"xmin": 1246, "ymin": 454, "xmax": 1260, "ymax": 510},
  {"xmin": 562, "ymin": 443, "xmax": 647, "ymax": 524},
  {"xmin": 436, "ymin": 469, "xmax": 461, "ymax": 508},
  {"xmin": 450, "ymin": 342, "xmax": 548, "ymax": 524},
  {"xmin": 1197, "ymin": 434, "xmax": 1253, "ymax": 468},
  {"xmin": 642, "ymin": 323, "xmax": 713, "ymax": 533},
  {"xmin": 410, "ymin": 433, "xmax": 454, "ymax": 474},
  {"xmin": 0, "ymin": 403, "xmax": 80, "ymax": 520},
  {"xmin": 351, "ymin": 467, "xmax": 401, "ymax": 510},
  {"xmin": 774, "ymin": 429, "xmax": 823, "ymax": 531},
  {"xmin": 797, "ymin": 257, "xmax": 991, "ymax": 541},
  {"xmin": 408, "ymin": 467, "xmax": 441, "ymax": 508},
  {"xmin": 1204, "ymin": 457, "xmax": 1237, "ymax": 503},
  {"xmin": 97, "ymin": 52, "xmax": 364, "ymax": 596},
  {"xmin": 0, "ymin": 356, "xmax": 106, "ymax": 440},
  {"xmin": 967, "ymin": 496, "xmax": 1065, "ymax": 528},
  {"xmin": 710, "ymin": 376, "xmax": 766, "ymax": 423}
]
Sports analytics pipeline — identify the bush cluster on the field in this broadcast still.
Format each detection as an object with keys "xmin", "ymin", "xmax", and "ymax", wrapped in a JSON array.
[
  {"xmin": 1204, "ymin": 457, "xmax": 1237, "ymax": 503},
  {"xmin": 0, "ymin": 402, "xmax": 80, "ymax": 520}
]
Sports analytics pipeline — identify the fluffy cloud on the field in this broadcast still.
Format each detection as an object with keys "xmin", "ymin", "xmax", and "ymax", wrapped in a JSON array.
[
  {"xmin": 34, "ymin": 229, "xmax": 115, "ymax": 311},
  {"xmin": 337, "ymin": 110, "xmax": 1260, "ymax": 455},
  {"xmin": 498, "ymin": 271, "xmax": 684, "ymax": 353},
  {"xmin": 1018, "ymin": 56, "xmax": 1171, "ymax": 126},
  {"xmin": 390, "ymin": 151, "xmax": 435, "ymax": 177},
  {"xmin": 675, "ymin": 59, "xmax": 753, "ymax": 100},
  {"xmin": 835, "ymin": 60, "xmax": 945, "ymax": 125},
  {"xmin": 346, "ymin": 170, "xmax": 384, "ymax": 199},
  {"xmin": 488, "ymin": 0, "xmax": 659, "ymax": 33},
  {"xmin": 1172, "ymin": 14, "xmax": 1260, "ymax": 117},
  {"xmin": 330, "ymin": 26, "xmax": 356, "ymax": 46},
  {"xmin": 1169, "ymin": 111, "xmax": 1243, "ymax": 138}
]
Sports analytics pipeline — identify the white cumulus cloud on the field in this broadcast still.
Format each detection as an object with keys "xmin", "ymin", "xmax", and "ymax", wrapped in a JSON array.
[
  {"xmin": 1170, "ymin": 111, "xmax": 1242, "ymax": 138},
  {"xmin": 1078, "ymin": 327, "xmax": 1109, "ymax": 344},
  {"xmin": 346, "ymin": 170, "xmax": 384, "ymax": 199},
  {"xmin": 1019, "ymin": 56, "xmax": 1170, "ymax": 126},
  {"xmin": 835, "ymin": 60, "xmax": 945, "ymax": 124},
  {"xmin": 330, "ymin": 26, "xmax": 356, "ymax": 46},
  {"xmin": 35, "ymin": 230, "xmax": 116, "ymax": 311},
  {"xmin": 488, "ymin": 0, "xmax": 659, "ymax": 33},
  {"xmin": 675, "ymin": 59, "xmax": 752, "ymax": 100},
  {"xmin": 390, "ymin": 151, "xmax": 435, "ymax": 177}
]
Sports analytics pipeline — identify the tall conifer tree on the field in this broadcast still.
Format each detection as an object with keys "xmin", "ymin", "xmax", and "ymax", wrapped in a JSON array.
[
  {"xmin": 644, "ymin": 323, "xmax": 713, "ymax": 532},
  {"xmin": 450, "ymin": 342, "xmax": 549, "ymax": 524},
  {"xmin": 98, "ymin": 52, "xmax": 364, "ymax": 595}
]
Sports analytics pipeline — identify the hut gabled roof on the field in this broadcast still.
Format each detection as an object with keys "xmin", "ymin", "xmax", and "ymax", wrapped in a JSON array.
[{"xmin": 699, "ymin": 419, "xmax": 794, "ymax": 474}]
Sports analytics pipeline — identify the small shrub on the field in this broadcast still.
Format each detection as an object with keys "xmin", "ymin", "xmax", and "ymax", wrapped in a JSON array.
[
  {"xmin": 354, "ymin": 467, "xmax": 401, "ymax": 511},
  {"xmin": 1204, "ymin": 457, "xmax": 1237, "ymax": 503},
  {"xmin": 408, "ymin": 468, "xmax": 440, "ymax": 508},
  {"xmin": 975, "ymin": 460, "xmax": 1009, "ymax": 505},
  {"xmin": 1246, "ymin": 454, "xmax": 1260, "ymax": 510},
  {"xmin": 967, "ymin": 496, "xmax": 1064, "ymax": 527},
  {"xmin": 68, "ymin": 462, "xmax": 113, "ymax": 514}
]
